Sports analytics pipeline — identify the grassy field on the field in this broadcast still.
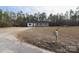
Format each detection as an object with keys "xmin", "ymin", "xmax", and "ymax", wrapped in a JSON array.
[{"xmin": 16, "ymin": 27, "xmax": 79, "ymax": 53}]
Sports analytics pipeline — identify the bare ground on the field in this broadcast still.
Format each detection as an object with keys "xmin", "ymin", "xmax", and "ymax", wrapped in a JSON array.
[
  {"xmin": 16, "ymin": 27, "xmax": 79, "ymax": 53},
  {"xmin": 0, "ymin": 27, "xmax": 49, "ymax": 53}
]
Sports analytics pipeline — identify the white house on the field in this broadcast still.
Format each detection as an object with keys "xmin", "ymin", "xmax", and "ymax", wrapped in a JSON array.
[{"xmin": 27, "ymin": 21, "xmax": 49, "ymax": 27}]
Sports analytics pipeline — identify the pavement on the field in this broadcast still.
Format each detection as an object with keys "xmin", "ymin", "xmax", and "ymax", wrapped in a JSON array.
[{"xmin": 0, "ymin": 27, "xmax": 51, "ymax": 53}]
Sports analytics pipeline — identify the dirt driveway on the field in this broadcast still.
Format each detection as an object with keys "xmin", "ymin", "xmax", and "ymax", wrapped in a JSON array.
[{"xmin": 0, "ymin": 27, "xmax": 50, "ymax": 53}]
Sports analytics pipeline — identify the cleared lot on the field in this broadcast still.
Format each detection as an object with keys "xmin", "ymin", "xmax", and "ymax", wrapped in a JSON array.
[
  {"xmin": 17, "ymin": 27, "xmax": 79, "ymax": 53},
  {"xmin": 0, "ymin": 27, "xmax": 50, "ymax": 53}
]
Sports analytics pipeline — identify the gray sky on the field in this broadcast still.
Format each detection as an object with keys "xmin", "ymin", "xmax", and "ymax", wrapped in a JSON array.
[{"xmin": 33, "ymin": 6, "xmax": 77, "ymax": 15}]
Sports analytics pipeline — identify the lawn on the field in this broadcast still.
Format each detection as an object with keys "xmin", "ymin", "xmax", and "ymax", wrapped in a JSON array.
[{"xmin": 16, "ymin": 27, "xmax": 79, "ymax": 53}]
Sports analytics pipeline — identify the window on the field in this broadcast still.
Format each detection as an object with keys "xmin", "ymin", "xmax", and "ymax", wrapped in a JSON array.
[{"xmin": 29, "ymin": 23, "xmax": 31, "ymax": 25}]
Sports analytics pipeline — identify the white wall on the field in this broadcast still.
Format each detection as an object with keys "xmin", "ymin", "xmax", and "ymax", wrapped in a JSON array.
[
  {"xmin": 27, "ymin": 23, "xmax": 34, "ymax": 27},
  {"xmin": 27, "ymin": 23, "xmax": 49, "ymax": 27}
]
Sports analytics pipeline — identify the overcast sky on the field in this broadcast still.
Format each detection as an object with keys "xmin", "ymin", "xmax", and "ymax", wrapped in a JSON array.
[{"xmin": 0, "ymin": 6, "xmax": 78, "ymax": 15}]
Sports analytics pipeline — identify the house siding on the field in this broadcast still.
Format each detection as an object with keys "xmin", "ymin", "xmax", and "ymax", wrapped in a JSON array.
[
  {"xmin": 27, "ymin": 21, "xmax": 49, "ymax": 27},
  {"xmin": 27, "ymin": 23, "xmax": 34, "ymax": 27}
]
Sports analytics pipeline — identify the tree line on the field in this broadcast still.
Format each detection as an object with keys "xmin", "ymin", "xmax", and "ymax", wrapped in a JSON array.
[{"xmin": 0, "ymin": 7, "xmax": 79, "ymax": 27}]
